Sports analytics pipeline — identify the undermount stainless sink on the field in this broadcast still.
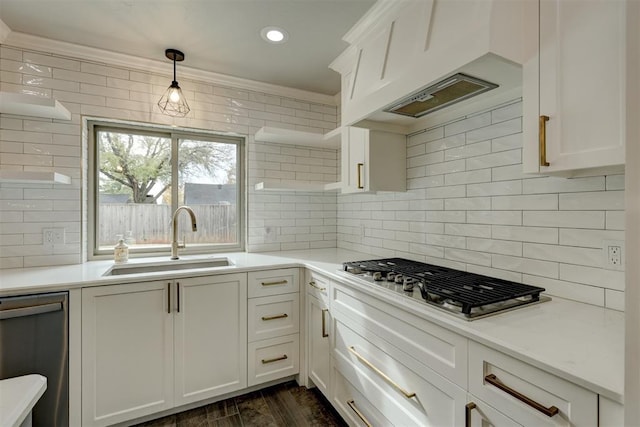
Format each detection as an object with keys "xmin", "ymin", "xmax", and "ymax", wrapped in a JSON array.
[{"xmin": 103, "ymin": 257, "xmax": 233, "ymax": 276}]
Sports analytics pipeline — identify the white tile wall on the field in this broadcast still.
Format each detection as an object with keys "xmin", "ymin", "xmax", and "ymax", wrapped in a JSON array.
[
  {"xmin": 337, "ymin": 99, "xmax": 626, "ymax": 310},
  {"xmin": 0, "ymin": 45, "xmax": 338, "ymax": 267}
]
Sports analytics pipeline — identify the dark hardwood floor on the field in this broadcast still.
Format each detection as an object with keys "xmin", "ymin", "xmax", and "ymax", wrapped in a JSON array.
[{"xmin": 132, "ymin": 381, "xmax": 347, "ymax": 427}]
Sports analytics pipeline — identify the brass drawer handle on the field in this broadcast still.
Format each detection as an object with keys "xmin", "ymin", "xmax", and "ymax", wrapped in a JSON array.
[
  {"xmin": 261, "ymin": 279, "xmax": 288, "ymax": 286},
  {"xmin": 349, "ymin": 346, "xmax": 416, "ymax": 399},
  {"xmin": 347, "ymin": 400, "xmax": 372, "ymax": 427},
  {"xmin": 261, "ymin": 354, "xmax": 288, "ymax": 364},
  {"xmin": 465, "ymin": 402, "xmax": 477, "ymax": 427},
  {"xmin": 357, "ymin": 163, "xmax": 364, "ymax": 189},
  {"xmin": 261, "ymin": 313, "xmax": 288, "ymax": 321},
  {"xmin": 321, "ymin": 308, "xmax": 329, "ymax": 338},
  {"xmin": 309, "ymin": 281, "xmax": 326, "ymax": 291},
  {"xmin": 484, "ymin": 374, "xmax": 559, "ymax": 417},
  {"xmin": 167, "ymin": 282, "xmax": 171, "ymax": 314},
  {"xmin": 539, "ymin": 115, "xmax": 550, "ymax": 166}
]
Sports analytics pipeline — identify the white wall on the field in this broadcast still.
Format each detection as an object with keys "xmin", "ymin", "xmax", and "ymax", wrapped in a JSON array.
[
  {"xmin": 0, "ymin": 45, "xmax": 337, "ymax": 268},
  {"xmin": 337, "ymin": 99, "xmax": 625, "ymax": 310}
]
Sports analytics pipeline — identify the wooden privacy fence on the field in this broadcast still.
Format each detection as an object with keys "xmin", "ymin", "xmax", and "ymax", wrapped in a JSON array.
[{"xmin": 99, "ymin": 204, "xmax": 237, "ymax": 245}]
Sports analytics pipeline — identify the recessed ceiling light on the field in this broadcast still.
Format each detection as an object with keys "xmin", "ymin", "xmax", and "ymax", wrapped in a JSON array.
[{"xmin": 261, "ymin": 26, "xmax": 289, "ymax": 44}]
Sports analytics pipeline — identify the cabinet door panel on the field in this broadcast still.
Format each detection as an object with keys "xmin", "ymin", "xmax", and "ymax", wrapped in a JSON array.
[
  {"xmin": 536, "ymin": 0, "xmax": 625, "ymax": 173},
  {"xmin": 307, "ymin": 294, "xmax": 331, "ymax": 396},
  {"xmin": 82, "ymin": 281, "xmax": 173, "ymax": 426},
  {"xmin": 174, "ymin": 274, "xmax": 247, "ymax": 406}
]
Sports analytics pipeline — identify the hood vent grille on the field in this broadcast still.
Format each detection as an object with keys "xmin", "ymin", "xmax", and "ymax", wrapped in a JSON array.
[{"xmin": 384, "ymin": 73, "xmax": 498, "ymax": 118}]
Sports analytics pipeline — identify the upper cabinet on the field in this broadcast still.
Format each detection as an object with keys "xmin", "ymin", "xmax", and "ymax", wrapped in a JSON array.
[
  {"xmin": 330, "ymin": 0, "xmax": 525, "ymax": 127},
  {"xmin": 522, "ymin": 0, "xmax": 627, "ymax": 176},
  {"xmin": 341, "ymin": 126, "xmax": 406, "ymax": 194}
]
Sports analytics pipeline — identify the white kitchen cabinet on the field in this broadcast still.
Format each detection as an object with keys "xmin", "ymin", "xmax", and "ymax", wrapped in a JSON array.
[
  {"xmin": 523, "ymin": 0, "xmax": 627, "ymax": 176},
  {"xmin": 468, "ymin": 341, "xmax": 597, "ymax": 426},
  {"xmin": 173, "ymin": 274, "xmax": 247, "ymax": 407},
  {"xmin": 305, "ymin": 270, "xmax": 332, "ymax": 397},
  {"xmin": 599, "ymin": 396, "xmax": 624, "ymax": 427},
  {"xmin": 81, "ymin": 280, "xmax": 174, "ymax": 426},
  {"xmin": 247, "ymin": 268, "xmax": 300, "ymax": 387},
  {"xmin": 341, "ymin": 126, "xmax": 406, "ymax": 194},
  {"xmin": 81, "ymin": 273, "xmax": 247, "ymax": 426},
  {"xmin": 307, "ymin": 294, "xmax": 331, "ymax": 397},
  {"xmin": 333, "ymin": 316, "xmax": 467, "ymax": 426}
]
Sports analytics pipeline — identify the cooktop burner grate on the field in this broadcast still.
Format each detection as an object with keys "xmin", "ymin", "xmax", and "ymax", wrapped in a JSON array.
[{"xmin": 342, "ymin": 258, "xmax": 546, "ymax": 317}]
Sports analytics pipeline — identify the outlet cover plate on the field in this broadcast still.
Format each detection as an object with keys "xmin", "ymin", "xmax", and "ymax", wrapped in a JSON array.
[{"xmin": 603, "ymin": 239, "xmax": 625, "ymax": 271}]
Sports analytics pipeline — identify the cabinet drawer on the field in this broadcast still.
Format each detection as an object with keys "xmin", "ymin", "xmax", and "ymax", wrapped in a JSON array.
[
  {"xmin": 248, "ymin": 334, "xmax": 299, "ymax": 386},
  {"xmin": 248, "ymin": 293, "xmax": 299, "ymax": 342},
  {"xmin": 334, "ymin": 317, "xmax": 466, "ymax": 426},
  {"xmin": 248, "ymin": 268, "xmax": 299, "ymax": 298},
  {"xmin": 331, "ymin": 367, "xmax": 393, "ymax": 427},
  {"xmin": 332, "ymin": 282, "xmax": 468, "ymax": 387},
  {"xmin": 305, "ymin": 269, "xmax": 331, "ymax": 303},
  {"xmin": 469, "ymin": 341, "xmax": 597, "ymax": 426}
]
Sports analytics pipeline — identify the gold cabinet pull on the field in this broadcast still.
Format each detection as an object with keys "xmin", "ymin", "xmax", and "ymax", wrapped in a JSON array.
[
  {"xmin": 484, "ymin": 374, "xmax": 559, "ymax": 417},
  {"xmin": 321, "ymin": 308, "xmax": 329, "ymax": 338},
  {"xmin": 357, "ymin": 163, "xmax": 364, "ymax": 189},
  {"xmin": 539, "ymin": 115, "xmax": 550, "ymax": 166},
  {"xmin": 261, "ymin": 313, "xmax": 288, "ymax": 321},
  {"xmin": 261, "ymin": 279, "xmax": 288, "ymax": 286},
  {"xmin": 176, "ymin": 282, "xmax": 180, "ymax": 313},
  {"xmin": 348, "ymin": 346, "xmax": 416, "ymax": 399},
  {"xmin": 261, "ymin": 354, "xmax": 288, "ymax": 364},
  {"xmin": 465, "ymin": 402, "xmax": 477, "ymax": 427},
  {"xmin": 346, "ymin": 400, "xmax": 372, "ymax": 427},
  {"xmin": 167, "ymin": 282, "xmax": 171, "ymax": 314},
  {"xmin": 309, "ymin": 281, "xmax": 326, "ymax": 291}
]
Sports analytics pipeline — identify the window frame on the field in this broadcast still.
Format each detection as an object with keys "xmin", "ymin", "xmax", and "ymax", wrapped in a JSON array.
[{"xmin": 87, "ymin": 119, "xmax": 245, "ymax": 259}]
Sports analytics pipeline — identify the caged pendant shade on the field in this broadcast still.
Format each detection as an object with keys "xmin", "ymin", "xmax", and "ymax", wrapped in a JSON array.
[{"xmin": 158, "ymin": 49, "xmax": 190, "ymax": 117}]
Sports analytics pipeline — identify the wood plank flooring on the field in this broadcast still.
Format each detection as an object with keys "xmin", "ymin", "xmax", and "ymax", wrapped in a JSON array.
[{"xmin": 132, "ymin": 381, "xmax": 347, "ymax": 427}]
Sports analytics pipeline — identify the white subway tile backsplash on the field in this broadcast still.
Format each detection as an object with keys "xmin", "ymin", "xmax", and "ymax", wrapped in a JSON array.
[
  {"xmin": 467, "ymin": 211, "xmax": 522, "ymax": 225},
  {"xmin": 467, "ymin": 180, "xmax": 522, "ymax": 196},
  {"xmin": 491, "ymin": 194, "xmax": 558, "ymax": 210},
  {"xmin": 466, "ymin": 149, "xmax": 521, "ymax": 171},
  {"xmin": 466, "ymin": 117, "xmax": 521, "ymax": 144},
  {"xmin": 523, "ymin": 243, "xmax": 602, "ymax": 268},
  {"xmin": 559, "ymin": 191, "xmax": 624, "ymax": 210},
  {"xmin": 523, "ymin": 274, "xmax": 605, "ymax": 306},
  {"xmin": 467, "ymin": 237, "xmax": 523, "ymax": 256},
  {"xmin": 606, "ymin": 175, "xmax": 625, "ymax": 190},
  {"xmin": 605, "ymin": 211, "xmax": 625, "ymax": 230},
  {"xmin": 444, "ymin": 197, "xmax": 491, "ymax": 211},
  {"xmin": 444, "ymin": 112, "xmax": 491, "ymax": 136},
  {"xmin": 444, "ymin": 141, "xmax": 491, "ymax": 161},
  {"xmin": 523, "ymin": 211, "xmax": 605, "ymax": 229},
  {"xmin": 491, "ymin": 225, "xmax": 558, "ymax": 244},
  {"xmin": 559, "ymin": 264, "xmax": 624, "ymax": 291},
  {"xmin": 605, "ymin": 289, "xmax": 624, "ymax": 311},
  {"xmin": 559, "ymin": 229, "xmax": 624, "ymax": 248},
  {"xmin": 444, "ymin": 169, "xmax": 491, "ymax": 185},
  {"xmin": 523, "ymin": 176, "xmax": 605, "ymax": 194}
]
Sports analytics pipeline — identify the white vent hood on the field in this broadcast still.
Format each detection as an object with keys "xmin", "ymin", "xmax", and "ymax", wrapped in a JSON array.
[{"xmin": 330, "ymin": 0, "xmax": 525, "ymax": 130}]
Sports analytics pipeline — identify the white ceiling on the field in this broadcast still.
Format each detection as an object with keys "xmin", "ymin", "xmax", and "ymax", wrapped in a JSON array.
[{"xmin": 0, "ymin": 0, "xmax": 376, "ymax": 95}]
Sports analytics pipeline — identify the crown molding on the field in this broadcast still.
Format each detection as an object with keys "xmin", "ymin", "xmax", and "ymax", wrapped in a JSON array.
[
  {"xmin": 0, "ymin": 19, "xmax": 11, "ymax": 44},
  {"xmin": 3, "ymin": 31, "xmax": 337, "ymax": 106}
]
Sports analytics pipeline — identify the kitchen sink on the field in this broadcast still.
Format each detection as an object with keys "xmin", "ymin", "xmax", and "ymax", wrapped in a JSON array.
[{"xmin": 103, "ymin": 257, "xmax": 233, "ymax": 276}]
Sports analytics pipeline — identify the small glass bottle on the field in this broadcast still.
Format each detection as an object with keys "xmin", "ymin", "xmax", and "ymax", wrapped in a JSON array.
[{"xmin": 114, "ymin": 235, "xmax": 129, "ymax": 264}]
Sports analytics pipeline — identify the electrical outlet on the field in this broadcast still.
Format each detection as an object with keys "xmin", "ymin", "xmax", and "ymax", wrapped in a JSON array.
[
  {"xmin": 603, "ymin": 239, "xmax": 625, "ymax": 271},
  {"xmin": 43, "ymin": 228, "xmax": 65, "ymax": 249}
]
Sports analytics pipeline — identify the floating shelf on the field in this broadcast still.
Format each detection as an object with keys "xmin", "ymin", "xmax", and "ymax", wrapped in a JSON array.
[
  {"xmin": 0, "ymin": 91, "xmax": 72, "ymax": 121},
  {"xmin": 0, "ymin": 171, "xmax": 72, "ymax": 184},
  {"xmin": 254, "ymin": 126, "xmax": 341, "ymax": 149},
  {"xmin": 255, "ymin": 180, "xmax": 341, "ymax": 192}
]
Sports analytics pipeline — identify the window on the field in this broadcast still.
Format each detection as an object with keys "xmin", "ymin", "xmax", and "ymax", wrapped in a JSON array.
[{"xmin": 88, "ymin": 121, "xmax": 244, "ymax": 257}]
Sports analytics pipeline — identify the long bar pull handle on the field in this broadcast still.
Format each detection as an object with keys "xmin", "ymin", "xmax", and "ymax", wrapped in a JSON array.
[
  {"xmin": 465, "ymin": 402, "xmax": 477, "ymax": 427},
  {"xmin": 261, "ymin": 355, "xmax": 288, "ymax": 364},
  {"xmin": 321, "ymin": 308, "xmax": 329, "ymax": 337},
  {"xmin": 348, "ymin": 346, "xmax": 416, "ymax": 399},
  {"xmin": 261, "ymin": 313, "xmax": 288, "ymax": 321},
  {"xmin": 0, "ymin": 302, "xmax": 62, "ymax": 320},
  {"xmin": 539, "ymin": 115, "xmax": 550, "ymax": 166},
  {"xmin": 484, "ymin": 374, "xmax": 559, "ymax": 417},
  {"xmin": 357, "ymin": 163, "xmax": 364, "ymax": 189},
  {"xmin": 261, "ymin": 280, "xmax": 288, "ymax": 286},
  {"xmin": 347, "ymin": 400, "xmax": 372, "ymax": 427},
  {"xmin": 176, "ymin": 282, "xmax": 180, "ymax": 313},
  {"xmin": 167, "ymin": 283, "xmax": 171, "ymax": 314},
  {"xmin": 309, "ymin": 281, "xmax": 326, "ymax": 291}
]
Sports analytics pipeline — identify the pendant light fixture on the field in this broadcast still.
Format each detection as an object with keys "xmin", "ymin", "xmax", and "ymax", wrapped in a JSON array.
[{"xmin": 158, "ymin": 48, "xmax": 190, "ymax": 117}]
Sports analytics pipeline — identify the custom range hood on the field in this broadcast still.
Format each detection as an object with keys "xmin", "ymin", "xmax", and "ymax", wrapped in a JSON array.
[
  {"xmin": 330, "ymin": 0, "xmax": 526, "ymax": 127},
  {"xmin": 383, "ymin": 73, "xmax": 498, "ymax": 118}
]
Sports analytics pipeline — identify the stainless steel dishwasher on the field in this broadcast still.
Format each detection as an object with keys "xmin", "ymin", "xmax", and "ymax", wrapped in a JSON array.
[{"xmin": 0, "ymin": 292, "xmax": 69, "ymax": 426}]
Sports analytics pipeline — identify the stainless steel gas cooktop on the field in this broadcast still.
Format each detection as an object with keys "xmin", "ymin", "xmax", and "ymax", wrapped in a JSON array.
[{"xmin": 341, "ymin": 258, "xmax": 550, "ymax": 320}]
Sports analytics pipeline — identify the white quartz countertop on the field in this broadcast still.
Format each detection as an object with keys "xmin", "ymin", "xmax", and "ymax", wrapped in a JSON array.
[
  {"xmin": 0, "ymin": 248, "xmax": 624, "ymax": 403},
  {"xmin": 0, "ymin": 374, "xmax": 47, "ymax": 427}
]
